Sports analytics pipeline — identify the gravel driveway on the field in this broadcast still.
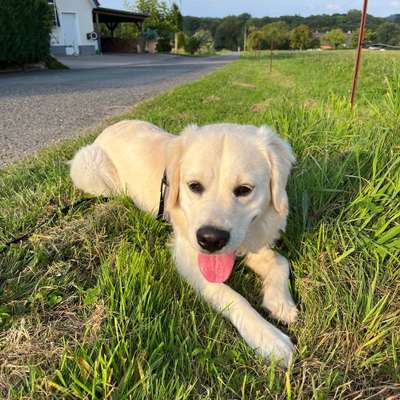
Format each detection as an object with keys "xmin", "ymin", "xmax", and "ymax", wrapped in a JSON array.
[{"xmin": 0, "ymin": 53, "xmax": 237, "ymax": 167}]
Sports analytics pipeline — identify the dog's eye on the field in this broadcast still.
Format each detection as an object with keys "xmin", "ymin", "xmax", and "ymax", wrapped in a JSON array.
[
  {"xmin": 188, "ymin": 181, "xmax": 204, "ymax": 194},
  {"xmin": 234, "ymin": 185, "xmax": 254, "ymax": 197}
]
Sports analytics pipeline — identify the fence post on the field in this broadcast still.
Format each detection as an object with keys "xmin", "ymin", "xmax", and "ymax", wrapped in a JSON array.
[{"xmin": 350, "ymin": 0, "xmax": 368, "ymax": 109}]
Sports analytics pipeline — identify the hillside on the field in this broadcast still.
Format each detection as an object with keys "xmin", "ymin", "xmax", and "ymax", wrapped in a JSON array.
[
  {"xmin": 183, "ymin": 10, "xmax": 400, "ymax": 50},
  {"xmin": 387, "ymin": 14, "xmax": 400, "ymax": 22},
  {"xmin": 183, "ymin": 10, "xmax": 397, "ymax": 37}
]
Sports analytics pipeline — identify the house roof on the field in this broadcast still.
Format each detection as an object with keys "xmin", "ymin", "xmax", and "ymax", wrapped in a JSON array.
[
  {"xmin": 93, "ymin": 7, "xmax": 149, "ymax": 24},
  {"xmin": 50, "ymin": 0, "xmax": 100, "ymax": 8}
]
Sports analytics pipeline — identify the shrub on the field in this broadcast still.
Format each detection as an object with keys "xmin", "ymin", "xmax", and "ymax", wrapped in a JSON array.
[
  {"xmin": 156, "ymin": 31, "xmax": 173, "ymax": 52},
  {"xmin": 193, "ymin": 29, "xmax": 214, "ymax": 53},
  {"xmin": 143, "ymin": 28, "xmax": 159, "ymax": 42},
  {"xmin": 321, "ymin": 28, "xmax": 346, "ymax": 49},
  {"xmin": 184, "ymin": 36, "xmax": 202, "ymax": 55},
  {"xmin": 0, "ymin": 0, "xmax": 52, "ymax": 67}
]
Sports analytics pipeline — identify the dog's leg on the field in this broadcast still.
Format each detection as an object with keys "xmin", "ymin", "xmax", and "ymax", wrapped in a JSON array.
[
  {"xmin": 246, "ymin": 248, "xmax": 298, "ymax": 324},
  {"xmin": 173, "ymin": 239, "xmax": 294, "ymax": 367}
]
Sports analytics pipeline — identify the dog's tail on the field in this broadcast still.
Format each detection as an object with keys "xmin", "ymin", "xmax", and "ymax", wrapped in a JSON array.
[{"xmin": 69, "ymin": 144, "xmax": 121, "ymax": 196}]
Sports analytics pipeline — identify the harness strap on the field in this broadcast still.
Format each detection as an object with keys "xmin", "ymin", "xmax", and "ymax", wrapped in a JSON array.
[{"xmin": 156, "ymin": 170, "xmax": 169, "ymax": 221}]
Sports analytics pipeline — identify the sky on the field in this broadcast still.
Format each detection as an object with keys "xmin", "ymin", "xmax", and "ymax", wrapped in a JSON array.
[{"xmin": 100, "ymin": 0, "xmax": 400, "ymax": 18}]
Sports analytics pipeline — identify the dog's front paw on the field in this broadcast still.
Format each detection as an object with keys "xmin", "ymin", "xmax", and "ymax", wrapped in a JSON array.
[
  {"xmin": 252, "ymin": 322, "xmax": 294, "ymax": 367},
  {"xmin": 262, "ymin": 286, "xmax": 298, "ymax": 325}
]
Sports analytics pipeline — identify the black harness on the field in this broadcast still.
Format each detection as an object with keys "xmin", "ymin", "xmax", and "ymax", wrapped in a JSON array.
[{"xmin": 156, "ymin": 170, "xmax": 169, "ymax": 221}]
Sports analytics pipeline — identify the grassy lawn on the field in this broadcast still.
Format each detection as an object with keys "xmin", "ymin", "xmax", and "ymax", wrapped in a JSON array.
[{"xmin": 1, "ymin": 50, "xmax": 399, "ymax": 399}]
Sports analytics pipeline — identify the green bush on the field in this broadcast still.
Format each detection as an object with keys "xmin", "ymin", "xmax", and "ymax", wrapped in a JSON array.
[
  {"xmin": 193, "ymin": 29, "xmax": 214, "ymax": 52},
  {"xmin": 143, "ymin": 28, "xmax": 159, "ymax": 42},
  {"xmin": 156, "ymin": 31, "xmax": 173, "ymax": 52},
  {"xmin": 184, "ymin": 35, "xmax": 202, "ymax": 55},
  {"xmin": 0, "ymin": 0, "xmax": 52, "ymax": 67}
]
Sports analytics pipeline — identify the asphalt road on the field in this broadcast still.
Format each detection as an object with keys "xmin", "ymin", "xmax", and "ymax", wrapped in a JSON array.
[{"xmin": 0, "ymin": 53, "xmax": 237, "ymax": 167}]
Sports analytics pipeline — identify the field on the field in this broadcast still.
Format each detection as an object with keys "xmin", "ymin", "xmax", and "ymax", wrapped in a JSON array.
[{"xmin": 1, "ymin": 51, "xmax": 399, "ymax": 399}]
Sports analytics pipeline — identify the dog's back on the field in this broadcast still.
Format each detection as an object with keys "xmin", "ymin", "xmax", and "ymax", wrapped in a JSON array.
[{"xmin": 70, "ymin": 120, "xmax": 173, "ymax": 213}]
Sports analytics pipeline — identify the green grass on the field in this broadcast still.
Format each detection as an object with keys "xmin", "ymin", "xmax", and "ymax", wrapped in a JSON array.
[
  {"xmin": 1, "ymin": 50, "xmax": 400, "ymax": 399},
  {"xmin": 45, "ymin": 56, "xmax": 69, "ymax": 70}
]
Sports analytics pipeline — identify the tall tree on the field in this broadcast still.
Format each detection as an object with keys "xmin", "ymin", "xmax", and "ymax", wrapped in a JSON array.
[
  {"xmin": 169, "ymin": 3, "xmax": 183, "ymax": 32},
  {"xmin": 247, "ymin": 29, "xmax": 266, "ymax": 51},
  {"xmin": 321, "ymin": 28, "xmax": 346, "ymax": 49},
  {"xmin": 129, "ymin": 0, "xmax": 170, "ymax": 29},
  {"xmin": 350, "ymin": 29, "xmax": 376, "ymax": 48},
  {"xmin": 262, "ymin": 22, "xmax": 289, "ymax": 71},
  {"xmin": 262, "ymin": 22, "xmax": 289, "ymax": 49},
  {"xmin": 290, "ymin": 24, "xmax": 312, "ymax": 50},
  {"xmin": 215, "ymin": 16, "xmax": 243, "ymax": 50},
  {"xmin": 127, "ymin": 0, "xmax": 185, "ymax": 52},
  {"xmin": 168, "ymin": 3, "xmax": 183, "ymax": 52},
  {"xmin": 376, "ymin": 22, "xmax": 400, "ymax": 45}
]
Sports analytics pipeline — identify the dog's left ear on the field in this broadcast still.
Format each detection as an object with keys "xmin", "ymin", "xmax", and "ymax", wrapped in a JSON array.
[
  {"xmin": 165, "ymin": 135, "xmax": 183, "ymax": 211},
  {"xmin": 257, "ymin": 126, "xmax": 295, "ymax": 215}
]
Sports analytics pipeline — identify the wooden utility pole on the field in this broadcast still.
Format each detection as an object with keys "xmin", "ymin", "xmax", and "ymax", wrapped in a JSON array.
[{"xmin": 350, "ymin": 0, "xmax": 368, "ymax": 109}]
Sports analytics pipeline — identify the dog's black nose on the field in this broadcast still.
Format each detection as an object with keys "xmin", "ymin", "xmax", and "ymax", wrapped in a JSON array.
[{"xmin": 196, "ymin": 226, "xmax": 230, "ymax": 253}]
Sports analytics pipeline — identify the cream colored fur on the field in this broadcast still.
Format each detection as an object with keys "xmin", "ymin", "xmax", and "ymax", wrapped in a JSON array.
[{"xmin": 70, "ymin": 120, "xmax": 298, "ymax": 367}]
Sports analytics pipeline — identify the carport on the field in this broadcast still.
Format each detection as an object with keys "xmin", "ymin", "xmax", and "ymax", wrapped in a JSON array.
[{"xmin": 92, "ymin": 7, "xmax": 149, "ymax": 53}]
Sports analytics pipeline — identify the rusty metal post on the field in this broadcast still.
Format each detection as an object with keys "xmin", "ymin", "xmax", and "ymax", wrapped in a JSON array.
[{"xmin": 350, "ymin": 0, "xmax": 368, "ymax": 109}]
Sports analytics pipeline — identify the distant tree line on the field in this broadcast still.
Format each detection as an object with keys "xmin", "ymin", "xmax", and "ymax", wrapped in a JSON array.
[
  {"xmin": 183, "ymin": 10, "xmax": 400, "ymax": 51},
  {"xmin": 112, "ymin": 3, "xmax": 400, "ymax": 54}
]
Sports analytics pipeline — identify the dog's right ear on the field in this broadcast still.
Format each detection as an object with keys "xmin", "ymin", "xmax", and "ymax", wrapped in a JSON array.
[{"xmin": 165, "ymin": 136, "xmax": 183, "ymax": 211}]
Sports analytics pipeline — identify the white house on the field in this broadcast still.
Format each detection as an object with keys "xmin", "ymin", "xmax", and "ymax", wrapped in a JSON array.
[
  {"xmin": 48, "ymin": 0, "xmax": 148, "ymax": 56},
  {"xmin": 49, "ymin": 0, "xmax": 100, "ymax": 56}
]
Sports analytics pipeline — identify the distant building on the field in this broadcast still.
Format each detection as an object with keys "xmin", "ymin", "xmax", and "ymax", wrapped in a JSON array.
[
  {"xmin": 49, "ymin": 0, "xmax": 100, "ymax": 56},
  {"xmin": 320, "ymin": 44, "xmax": 333, "ymax": 50}
]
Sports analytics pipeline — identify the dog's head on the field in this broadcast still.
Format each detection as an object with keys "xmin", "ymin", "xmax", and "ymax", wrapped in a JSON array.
[{"xmin": 165, "ymin": 124, "xmax": 295, "ymax": 282}]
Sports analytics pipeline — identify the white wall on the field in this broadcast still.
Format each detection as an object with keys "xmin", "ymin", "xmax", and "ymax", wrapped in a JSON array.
[{"xmin": 51, "ymin": 0, "xmax": 98, "ymax": 50}]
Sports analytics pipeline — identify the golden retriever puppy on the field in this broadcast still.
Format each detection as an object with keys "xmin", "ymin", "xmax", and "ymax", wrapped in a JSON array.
[{"xmin": 70, "ymin": 120, "xmax": 298, "ymax": 366}]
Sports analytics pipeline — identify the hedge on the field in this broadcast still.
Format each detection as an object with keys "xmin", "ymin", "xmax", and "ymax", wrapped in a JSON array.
[{"xmin": 0, "ymin": 0, "xmax": 52, "ymax": 67}]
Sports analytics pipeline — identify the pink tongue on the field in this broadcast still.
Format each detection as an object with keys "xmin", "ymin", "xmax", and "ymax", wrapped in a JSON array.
[{"xmin": 198, "ymin": 253, "xmax": 235, "ymax": 283}]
